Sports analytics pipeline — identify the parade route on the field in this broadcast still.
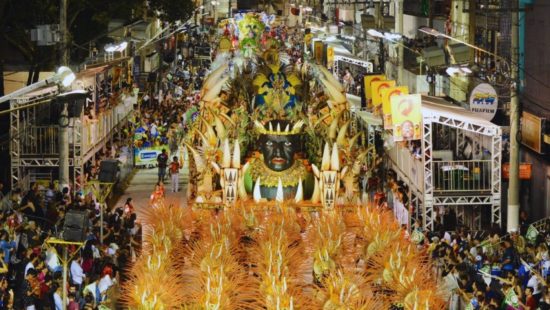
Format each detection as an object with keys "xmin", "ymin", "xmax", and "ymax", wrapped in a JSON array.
[{"xmin": 113, "ymin": 150, "xmax": 189, "ymax": 216}]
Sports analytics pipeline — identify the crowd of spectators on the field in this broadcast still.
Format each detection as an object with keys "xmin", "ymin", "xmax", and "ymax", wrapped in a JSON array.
[
  {"xmin": 379, "ymin": 166, "xmax": 550, "ymax": 309},
  {"xmin": 417, "ymin": 218, "xmax": 550, "ymax": 310},
  {"xmin": 0, "ymin": 179, "xmax": 140, "ymax": 309}
]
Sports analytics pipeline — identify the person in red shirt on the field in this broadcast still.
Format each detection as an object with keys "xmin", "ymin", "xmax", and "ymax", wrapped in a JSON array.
[
  {"xmin": 525, "ymin": 286, "xmax": 538, "ymax": 310},
  {"xmin": 169, "ymin": 156, "xmax": 181, "ymax": 193}
]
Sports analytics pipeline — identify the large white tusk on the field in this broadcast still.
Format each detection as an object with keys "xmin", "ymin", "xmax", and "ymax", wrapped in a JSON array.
[
  {"xmin": 211, "ymin": 162, "xmax": 221, "ymax": 174},
  {"xmin": 232, "ymin": 140, "xmax": 240, "ymax": 169},
  {"xmin": 319, "ymin": 65, "xmax": 344, "ymax": 92},
  {"xmin": 331, "ymin": 143, "xmax": 340, "ymax": 171},
  {"xmin": 321, "ymin": 77, "xmax": 346, "ymax": 104},
  {"xmin": 311, "ymin": 164, "xmax": 320, "ymax": 179},
  {"xmin": 214, "ymin": 115, "xmax": 227, "ymax": 140},
  {"xmin": 285, "ymin": 124, "xmax": 290, "ymax": 133},
  {"xmin": 275, "ymin": 178, "xmax": 284, "ymax": 202},
  {"xmin": 203, "ymin": 76, "xmax": 229, "ymax": 102},
  {"xmin": 340, "ymin": 166, "xmax": 348, "ymax": 178},
  {"xmin": 269, "ymin": 122, "xmax": 274, "ymax": 132},
  {"xmin": 292, "ymin": 120, "xmax": 304, "ymax": 132},
  {"xmin": 321, "ymin": 143, "xmax": 331, "ymax": 171},
  {"xmin": 253, "ymin": 177, "xmax": 262, "ymax": 203},
  {"xmin": 203, "ymin": 63, "xmax": 228, "ymax": 91},
  {"xmin": 222, "ymin": 139, "xmax": 231, "ymax": 168},
  {"xmin": 238, "ymin": 162, "xmax": 249, "ymax": 199},
  {"xmin": 276, "ymin": 122, "xmax": 281, "ymax": 133},
  {"xmin": 311, "ymin": 178, "xmax": 320, "ymax": 203},
  {"xmin": 294, "ymin": 177, "xmax": 303, "ymax": 203},
  {"xmin": 254, "ymin": 120, "xmax": 266, "ymax": 132},
  {"xmin": 336, "ymin": 120, "xmax": 350, "ymax": 146}
]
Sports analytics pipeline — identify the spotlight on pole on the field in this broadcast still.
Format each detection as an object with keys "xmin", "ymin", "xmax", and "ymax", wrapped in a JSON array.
[{"xmin": 418, "ymin": 26, "xmax": 444, "ymax": 38}]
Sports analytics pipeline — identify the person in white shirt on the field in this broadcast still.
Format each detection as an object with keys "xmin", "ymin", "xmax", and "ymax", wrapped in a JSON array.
[
  {"xmin": 527, "ymin": 272, "xmax": 541, "ymax": 296},
  {"xmin": 98, "ymin": 274, "xmax": 114, "ymax": 293},
  {"xmin": 52, "ymin": 283, "xmax": 63, "ymax": 310},
  {"xmin": 24, "ymin": 253, "xmax": 38, "ymax": 277},
  {"xmin": 70, "ymin": 258, "xmax": 85, "ymax": 287},
  {"xmin": 83, "ymin": 276, "xmax": 104, "ymax": 307}
]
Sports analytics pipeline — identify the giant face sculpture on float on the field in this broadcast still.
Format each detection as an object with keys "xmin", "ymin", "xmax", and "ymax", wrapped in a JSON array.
[{"xmin": 245, "ymin": 119, "xmax": 313, "ymax": 201}]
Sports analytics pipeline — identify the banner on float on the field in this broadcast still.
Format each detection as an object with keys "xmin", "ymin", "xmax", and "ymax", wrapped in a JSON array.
[
  {"xmin": 363, "ymin": 75, "xmax": 386, "ymax": 108},
  {"xmin": 390, "ymin": 94, "xmax": 422, "ymax": 142},
  {"xmin": 134, "ymin": 146, "xmax": 171, "ymax": 166},
  {"xmin": 371, "ymin": 80, "xmax": 396, "ymax": 108},
  {"xmin": 381, "ymin": 86, "xmax": 409, "ymax": 129}
]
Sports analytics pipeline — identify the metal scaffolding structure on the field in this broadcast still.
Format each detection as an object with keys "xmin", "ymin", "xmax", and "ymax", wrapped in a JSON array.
[
  {"xmin": 388, "ymin": 96, "xmax": 502, "ymax": 230},
  {"xmin": 9, "ymin": 65, "xmax": 134, "ymax": 193}
]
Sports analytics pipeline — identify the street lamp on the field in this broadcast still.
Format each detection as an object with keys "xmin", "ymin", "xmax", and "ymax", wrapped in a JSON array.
[
  {"xmin": 445, "ymin": 66, "xmax": 472, "ymax": 76},
  {"xmin": 418, "ymin": 25, "xmax": 520, "ymax": 232},
  {"xmin": 367, "ymin": 29, "xmax": 402, "ymax": 42},
  {"xmin": 0, "ymin": 66, "xmax": 76, "ymax": 104},
  {"xmin": 367, "ymin": 29, "xmax": 424, "ymax": 76},
  {"xmin": 211, "ymin": 0, "xmax": 220, "ymax": 24},
  {"xmin": 418, "ymin": 26, "xmax": 510, "ymax": 73},
  {"xmin": 56, "ymin": 89, "xmax": 88, "ymax": 192}
]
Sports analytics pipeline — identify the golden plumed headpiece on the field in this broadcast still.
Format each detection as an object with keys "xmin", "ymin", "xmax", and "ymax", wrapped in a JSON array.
[{"xmin": 254, "ymin": 119, "xmax": 304, "ymax": 136}]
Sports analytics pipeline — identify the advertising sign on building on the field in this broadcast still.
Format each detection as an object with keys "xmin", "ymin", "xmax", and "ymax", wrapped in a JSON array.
[
  {"xmin": 326, "ymin": 46, "xmax": 334, "ymax": 69},
  {"xmin": 314, "ymin": 41, "xmax": 324, "ymax": 64},
  {"xmin": 372, "ymin": 80, "xmax": 396, "ymax": 108},
  {"xmin": 521, "ymin": 111, "xmax": 544, "ymax": 153},
  {"xmin": 363, "ymin": 74, "xmax": 386, "ymax": 108},
  {"xmin": 390, "ymin": 94, "xmax": 422, "ymax": 142},
  {"xmin": 469, "ymin": 83, "xmax": 498, "ymax": 121},
  {"xmin": 381, "ymin": 86, "xmax": 409, "ymax": 129}
]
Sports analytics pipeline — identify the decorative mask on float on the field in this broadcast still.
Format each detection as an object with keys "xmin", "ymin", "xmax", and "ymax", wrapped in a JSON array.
[
  {"xmin": 249, "ymin": 119, "xmax": 307, "ymax": 202},
  {"xmin": 312, "ymin": 143, "xmax": 348, "ymax": 209},
  {"xmin": 212, "ymin": 139, "xmax": 249, "ymax": 206},
  {"xmin": 255, "ymin": 120, "xmax": 303, "ymax": 172},
  {"xmin": 254, "ymin": 65, "xmax": 300, "ymax": 112},
  {"xmin": 237, "ymin": 13, "xmax": 266, "ymax": 41}
]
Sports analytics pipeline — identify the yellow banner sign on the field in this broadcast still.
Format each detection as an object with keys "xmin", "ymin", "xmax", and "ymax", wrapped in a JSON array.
[
  {"xmin": 327, "ymin": 46, "xmax": 334, "ymax": 69},
  {"xmin": 372, "ymin": 80, "xmax": 396, "ymax": 108},
  {"xmin": 390, "ymin": 94, "xmax": 422, "ymax": 142},
  {"xmin": 381, "ymin": 86, "xmax": 409, "ymax": 129},
  {"xmin": 363, "ymin": 75, "xmax": 386, "ymax": 108},
  {"xmin": 314, "ymin": 41, "xmax": 324, "ymax": 64}
]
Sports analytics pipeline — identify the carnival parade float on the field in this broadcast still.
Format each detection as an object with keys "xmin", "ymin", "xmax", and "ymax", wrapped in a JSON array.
[{"xmin": 123, "ymin": 13, "xmax": 445, "ymax": 309}]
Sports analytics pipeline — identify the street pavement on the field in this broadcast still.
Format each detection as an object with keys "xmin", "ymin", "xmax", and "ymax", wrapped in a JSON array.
[{"xmin": 113, "ymin": 150, "xmax": 189, "ymax": 217}]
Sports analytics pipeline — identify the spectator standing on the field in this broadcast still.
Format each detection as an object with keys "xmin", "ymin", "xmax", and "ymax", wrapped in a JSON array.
[
  {"xmin": 52, "ymin": 283, "xmax": 62, "ymax": 310},
  {"xmin": 70, "ymin": 256, "xmax": 85, "ymax": 290},
  {"xmin": 156, "ymin": 149, "xmax": 169, "ymax": 182},
  {"xmin": 169, "ymin": 156, "xmax": 181, "ymax": 193}
]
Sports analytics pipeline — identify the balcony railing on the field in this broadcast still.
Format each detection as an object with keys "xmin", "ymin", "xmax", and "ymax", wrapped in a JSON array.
[
  {"xmin": 21, "ymin": 126, "xmax": 59, "ymax": 155},
  {"xmin": 433, "ymin": 160, "xmax": 492, "ymax": 194},
  {"xmin": 80, "ymin": 103, "xmax": 133, "ymax": 157},
  {"xmin": 19, "ymin": 102, "xmax": 133, "ymax": 159}
]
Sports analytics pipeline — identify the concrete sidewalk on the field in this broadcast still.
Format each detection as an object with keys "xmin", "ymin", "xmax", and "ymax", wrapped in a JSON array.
[{"xmin": 113, "ymin": 151, "xmax": 189, "ymax": 216}]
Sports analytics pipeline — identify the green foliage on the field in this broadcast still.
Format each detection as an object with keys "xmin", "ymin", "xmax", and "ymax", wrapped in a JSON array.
[
  {"xmin": 304, "ymin": 120, "xmax": 325, "ymax": 167},
  {"xmin": 148, "ymin": 0, "xmax": 195, "ymax": 23},
  {"xmin": 233, "ymin": 106, "xmax": 254, "ymax": 157},
  {"xmin": 1, "ymin": 0, "xmax": 145, "ymax": 67}
]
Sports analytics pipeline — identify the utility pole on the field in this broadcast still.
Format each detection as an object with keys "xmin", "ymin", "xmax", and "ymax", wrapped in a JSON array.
[
  {"xmin": 60, "ymin": 0, "xmax": 69, "ymax": 66},
  {"xmin": 468, "ymin": 0, "xmax": 476, "ymax": 62},
  {"xmin": 395, "ymin": 0, "xmax": 404, "ymax": 84},
  {"xmin": 507, "ymin": 1, "xmax": 520, "ymax": 232},
  {"xmin": 59, "ymin": 0, "xmax": 70, "ymax": 195}
]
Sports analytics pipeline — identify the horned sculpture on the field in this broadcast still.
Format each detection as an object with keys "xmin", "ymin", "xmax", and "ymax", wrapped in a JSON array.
[
  {"xmin": 311, "ymin": 143, "xmax": 348, "ymax": 209},
  {"xmin": 212, "ymin": 139, "xmax": 249, "ymax": 206}
]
